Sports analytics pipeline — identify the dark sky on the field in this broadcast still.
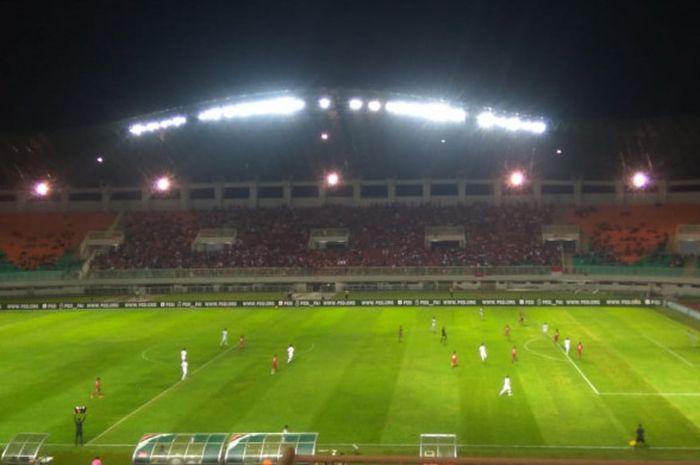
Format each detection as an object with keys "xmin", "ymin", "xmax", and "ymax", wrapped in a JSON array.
[{"xmin": 1, "ymin": 0, "xmax": 698, "ymax": 132}]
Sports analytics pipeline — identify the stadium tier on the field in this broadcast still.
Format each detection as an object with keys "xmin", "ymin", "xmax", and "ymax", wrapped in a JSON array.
[
  {"xmin": 90, "ymin": 205, "xmax": 558, "ymax": 270},
  {"xmin": 0, "ymin": 212, "xmax": 114, "ymax": 270}
]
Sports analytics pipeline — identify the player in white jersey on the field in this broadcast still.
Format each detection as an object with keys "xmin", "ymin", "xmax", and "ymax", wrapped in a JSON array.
[
  {"xmin": 478, "ymin": 343, "xmax": 488, "ymax": 362},
  {"xmin": 431, "ymin": 316, "xmax": 437, "ymax": 332},
  {"xmin": 181, "ymin": 348, "xmax": 187, "ymax": 362},
  {"xmin": 287, "ymin": 344, "xmax": 295, "ymax": 364},
  {"xmin": 499, "ymin": 375, "xmax": 512, "ymax": 396},
  {"xmin": 479, "ymin": 307, "xmax": 484, "ymax": 320},
  {"xmin": 564, "ymin": 337, "xmax": 571, "ymax": 355},
  {"xmin": 542, "ymin": 322, "xmax": 549, "ymax": 334},
  {"xmin": 220, "ymin": 328, "xmax": 228, "ymax": 347},
  {"xmin": 180, "ymin": 360, "xmax": 188, "ymax": 380}
]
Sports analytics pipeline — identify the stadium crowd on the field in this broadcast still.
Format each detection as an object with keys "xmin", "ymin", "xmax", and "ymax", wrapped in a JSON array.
[{"xmin": 92, "ymin": 204, "xmax": 560, "ymax": 270}]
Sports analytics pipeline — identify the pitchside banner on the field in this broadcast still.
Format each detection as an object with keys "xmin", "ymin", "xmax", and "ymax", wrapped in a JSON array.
[{"xmin": 0, "ymin": 298, "xmax": 662, "ymax": 310}]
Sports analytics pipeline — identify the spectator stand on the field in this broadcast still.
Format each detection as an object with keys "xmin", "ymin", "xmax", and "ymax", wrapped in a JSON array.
[{"xmin": 1, "ymin": 433, "xmax": 52, "ymax": 465}]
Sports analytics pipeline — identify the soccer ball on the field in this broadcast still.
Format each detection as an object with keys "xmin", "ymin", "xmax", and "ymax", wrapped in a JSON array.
[{"xmin": 628, "ymin": 440, "xmax": 636, "ymax": 447}]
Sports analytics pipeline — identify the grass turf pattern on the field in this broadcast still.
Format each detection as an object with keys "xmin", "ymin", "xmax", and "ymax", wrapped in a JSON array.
[{"xmin": 0, "ymin": 305, "xmax": 699, "ymax": 463}]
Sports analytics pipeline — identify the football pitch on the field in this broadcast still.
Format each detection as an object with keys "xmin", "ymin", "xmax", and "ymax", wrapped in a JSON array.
[{"xmin": 1, "ymin": 303, "xmax": 699, "ymax": 464}]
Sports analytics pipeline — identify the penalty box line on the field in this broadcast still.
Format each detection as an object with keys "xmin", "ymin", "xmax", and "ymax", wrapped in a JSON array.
[
  {"xmin": 641, "ymin": 333, "xmax": 699, "ymax": 368},
  {"xmin": 87, "ymin": 346, "xmax": 235, "ymax": 445}
]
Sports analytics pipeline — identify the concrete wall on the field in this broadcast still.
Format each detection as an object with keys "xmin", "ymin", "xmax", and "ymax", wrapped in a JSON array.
[{"xmin": 2, "ymin": 178, "xmax": 700, "ymax": 213}]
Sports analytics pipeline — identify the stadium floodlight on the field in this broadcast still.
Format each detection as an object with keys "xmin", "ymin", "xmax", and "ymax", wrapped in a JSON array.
[
  {"xmin": 96, "ymin": 156, "xmax": 104, "ymax": 163},
  {"xmin": 320, "ymin": 132, "xmax": 329, "ymax": 141},
  {"xmin": 348, "ymin": 98, "xmax": 364, "ymax": 111},
  {"xmin": 154, "ymin": 176, "xmax": 172, "ymax": 192},
  {"xmin": 477, "ymin": 111, "xmax": 546, "ymax": 134},
  {"xmin": 33, "ymin": 181, "xmax": 50, "ymax": 197},
  {"xmin": 384, "ymin": 100, "xmax": 467, "ymax": 123},
  {"xmin": 129, "ymin": 115, "xmax": 187, "ymax": 136},
  {"xmin": 367, "ymin": 100, "xmax": 382, "ymax": 112},
  {"xmin": 198, "ymin": 96, "xmax": 306, "ymax": 121},
  {"xmin": 326, "ymin": 171, "xmax": 340, "ymax": 187},
  {"xmin": 631, "ymin": 171, "xmax": 650, "ymax": 189},
  {"xmin": 318, "ymin": 97, "xmax": 332, "ymax": 109},
  {"xmin": 508, "ymin": 170, "xmax": 526, "ymax": 188}
]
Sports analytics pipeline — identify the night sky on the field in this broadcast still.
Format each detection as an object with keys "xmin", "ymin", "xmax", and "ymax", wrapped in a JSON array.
[{"xmin": 2, "ymin": 0, "xmax": 698, "ymax": 132}]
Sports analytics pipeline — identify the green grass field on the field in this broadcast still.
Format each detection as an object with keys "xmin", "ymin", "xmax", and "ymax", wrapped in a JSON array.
[{"xmin": 1, "ymin": 303, "xmax": 699, "ymax": 464}]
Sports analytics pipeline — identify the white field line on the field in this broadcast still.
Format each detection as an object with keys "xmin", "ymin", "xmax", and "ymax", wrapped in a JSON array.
[
  {"xmin": 87, "ymin": 346, "xmax": 234, "ymax": 445},
  {"xmin": 140, "ymin": 345, "xmax": 167, "ymax": 364},
  {"xmin": 562, "ymin": 351, "xmax": 600, "ymax": 395},
  {"xmin": 641, "ymin": 333, "xmax": 699, "ymax": 367},
  {"xmin": 301, "ymin": 343, "xmax": 315, "ymax": 354},
  {"xmin": 523, "ymin": 338, "xmax": 566, "ymax": 362},
  {"xmin": 320, "ymin": 442, "xmax": 700, "ymax": 451},
  {"xmin": 600, "ymin": 392, "xmax": 700, "ymax": 397},
  {"xmin": 30, "ymin": 442, "xmax": 700, "ymax": 451}
]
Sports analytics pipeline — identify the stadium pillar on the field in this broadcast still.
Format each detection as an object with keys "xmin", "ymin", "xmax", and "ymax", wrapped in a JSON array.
[
  {"xmin": 388, "ymin": 179, "xmax": 396, "ymax": 203},
  {"xmin": 141, "ymin": 187, "xmax": 151, "ymax": 210},
  {"xmin": 492, "ymin": 179, "xmax": 502, "ymax": 206},
  {"xmin": 533, "ymin": 180, "xmax": 542, "ymax": 206},
  {"xmin": 353, "ymin": 180, "xmax": 361, "ymax": 204},
  {"xmin": 180, "ymin": 183, "xmax": 190, "ymax": 210},
  {"xmin": 101, "ymin": 186, "xmax": 111, "ymax": 212},
  {"xmin": 249, "ymin": 180, "xmax": 258, "ymax": 208},
  {"xmin": 423, "ymin": 178, "xmax": 431, "ymax": 204},
  {"xmin": 319, "ymin": 182, "xmax": 327, "ymax": 206},
  {"xmin": 283, "ymin": 180, "xmax": 292, "ymax": 206},
  {"xmin": 573, "ymin": 179, "xmax": 582, "ymax": 206},
  {"xmin": 214, "ymin": 182, "xmax": 223, "ymax": 208},
  {"xmin": 614, "ymin": 180, "xmax": 624, "ymax": 205},
  {"xmin": 657, "ymin": 179, "xmax": 668, "ymax": 204},
  {"xmin": 16, "ymin": 191, "xmax": 27, "ymax": 212},
  {"xmin": 458, "ymin": 179, "xmax": 466, "ymax": 204},
  {"xmin": 61, "ymin": 189, "xmax": 69, "ymax": 212}
]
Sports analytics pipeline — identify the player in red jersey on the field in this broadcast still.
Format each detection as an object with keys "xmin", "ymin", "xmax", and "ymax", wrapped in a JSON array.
[
  {"xmin": 90, "ymin": 377, "xmax": 103, "ymax": 399},
  {"xmin": 271, "ymin": 354, "xmax": 279, "ymax": 375},
  {"xmin": 576, "ymin": 341, "xmax": 583, "ymax": 359},
  {"xmin": 504, "ymin": 324, "xmax": 511, "ymax": 341},
  {"xmin": 451, "ymin": 351, "xmax": 458, "ymax": 368},
  {"xmin": 511, "ymin": 345, "xmax": 518, "ymax": 363},
  {"xmin": 238, "ymin": 335, "xmax": 246, "ymax": 351},
  {"xmin": 553, "ymin": 328, "xmax": 560, "ymax": 344}
]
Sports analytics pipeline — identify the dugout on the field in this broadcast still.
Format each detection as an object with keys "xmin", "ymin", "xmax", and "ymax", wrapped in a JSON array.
[
  {"xmin": 224, "ymin": 433, "xmax": 318, "ymax": 465},
  {"xmin": 1, "ymin": 433, "xmax": 51, "ymax": 465},
  {"xmin": 132, "ymin": 433, "xmax": 228, "ymax": 465}
]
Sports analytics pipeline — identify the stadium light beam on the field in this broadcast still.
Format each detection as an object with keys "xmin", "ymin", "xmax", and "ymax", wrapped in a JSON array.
[
  {"xmin": 508, "ymin": 170, "xmax": 526, "ymax": 188},
  {"xmin": 326, "ymin": 172, "xmax": 340, "ymax": 187},
  {"xmin": 33, "ymin": 181, "xmax": 50, "ymax": 197},
  {"xmin": 385, "ymin": 100, "xmax": 466, "ymax": 123},
  {"xmin": 367, "ymin": 100, "xmax": 382, "ymax": 112},
  {"xmin": 129, "ymin": 115, "xmax": 187, "ymax": 136},
  {"xmin": 477, "ymin": 111, "xmax": 546, "ymax": 134},
  {"xmin": 154, "ymin": 176, "xmax": 172, "ymax": 192},
  {"xmin": 318, "ymin": 97, "xmax": 332, "ymax": 109},
  {"xmin": 348, "ymin": 98, "xmax": 364, "ymax": 111},
  {"xmin": 631, "ymin": 171, "xmax": 650, "ymax": 189},
  {"xmin": 198, "ymin": 96, "xmax": 306, "ymax": 121}
]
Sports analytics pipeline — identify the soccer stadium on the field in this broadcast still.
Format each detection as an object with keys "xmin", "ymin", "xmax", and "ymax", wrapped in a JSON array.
[{"xmin": 1, "ymin": 3, "xmax": 699, "ymax": 465}]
